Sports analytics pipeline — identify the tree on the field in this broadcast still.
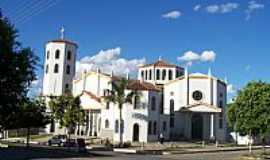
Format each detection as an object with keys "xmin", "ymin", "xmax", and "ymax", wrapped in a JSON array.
[
  {"xmin": 0, "ymin": 11, "xmax": 39, "ymax": 132},
  {"xmin": 104, "ymin": 78, "xmax": 139, "ymax": 146},
  {"xmin": 17, "ymin": 98, "xmax": 50, "ymax": 147},
  {"xmin": 227, "ymin": 81, "xmax": 270, "ymax": 153},
  {"xmin": 226, "ymin": 103, "xmax": 238, "ymax": 145},
  {"xmin": 49, "ymin": 92, "xmax": 85, "ymax": 139}
]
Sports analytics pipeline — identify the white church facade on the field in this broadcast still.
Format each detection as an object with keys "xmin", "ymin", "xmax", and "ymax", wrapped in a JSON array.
[{"xmin": 42, "ymin": 33, "xmax": 228, "ymax": 143}]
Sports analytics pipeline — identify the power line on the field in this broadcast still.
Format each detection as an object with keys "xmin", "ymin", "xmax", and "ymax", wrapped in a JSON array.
[
  {"xmin": 16, "ymin": 0, "xmax": 61, "ymax": 25},
  {"xmin": 13, "ymin": 0, "xmax": 52, "ymax": 22},
  {"xmin": 7, "ymin": 0, "xmax": 47, "ymax": 21}
]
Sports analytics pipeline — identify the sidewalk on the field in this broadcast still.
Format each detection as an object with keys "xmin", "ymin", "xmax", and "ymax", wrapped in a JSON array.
[{"xmin": 114, "ymin": 143, "xmax": 270, "ymax": 155}]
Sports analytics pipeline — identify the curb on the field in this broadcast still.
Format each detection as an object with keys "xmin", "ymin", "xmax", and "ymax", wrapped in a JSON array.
[{"xmin": 113, "ymin": 146, "xmax": 270, "ymax": 155}]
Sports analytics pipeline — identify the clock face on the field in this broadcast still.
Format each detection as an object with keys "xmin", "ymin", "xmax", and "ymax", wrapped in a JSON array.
[{"xmin": 193, "ymin": 91, "xmax": 203, "ymax": 101}]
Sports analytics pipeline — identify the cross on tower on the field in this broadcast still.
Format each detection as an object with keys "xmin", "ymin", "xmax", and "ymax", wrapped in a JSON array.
[{"xmin": 60, "ymin": 26, "xmax": 65, "ymax": 39}]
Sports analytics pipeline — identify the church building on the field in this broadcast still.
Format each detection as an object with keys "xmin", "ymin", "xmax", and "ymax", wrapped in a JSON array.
[{"xmin": 42, "ymin": 31, "xmax": 228, "ymax": 143}]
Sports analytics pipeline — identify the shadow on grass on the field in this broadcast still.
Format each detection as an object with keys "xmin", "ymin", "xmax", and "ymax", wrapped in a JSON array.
[{"xmin": 0, "ymin": 145, "xmax": 114, "ymax": 160}]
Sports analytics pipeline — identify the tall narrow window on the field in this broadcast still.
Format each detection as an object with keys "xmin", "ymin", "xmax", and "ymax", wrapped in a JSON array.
[
  {"xmin": 170, "ymin": 99, "xmax": 175, "ymax": 128},
  {"xmin": 134, "ymin": 95, "xmax": 140, "ymax": 109},
  {"xmin": 149, "ymin": 70, "xmax": 152, "ymax": 80},
  {"xmin": 120, "ymin": 120, "xmax": 124, "ymax": 133},
  {"xmin": 54, "ymin": 64, "xmax": 59, "ymax": 73},
  {"xmin": 219, "ymin": 113, "xmax": 223, "ymax": 129},
  {"xmin": 151, "ymin": 96, "xmax": 156, "ymax": 111},
  {"xmin": 47, "ymin": 51, "xmax": 50, "ymax": 59},
  {"xmin": 66, "ymin": 65, "xmax": 70, "ymax": 74},
  {"xmin": 105, "ymin": 119, "xmax": 109, "ymax": 128},
  {"xmin": 153, "ymin": 121, "xmax": 157, "ymax": 135},
  {"xmin": 115, "ymin": 120, "xmax": 119, "ymax": 133},
  {"xmin": 145, "ymin": 70, "xmax": 148, "ymax": 80},
  {"xmin": 168, "ymin": 70, "xmax": 173, "ymax": 80},
  {"xmin": 46, "ymin": 65, "xmax": 49, "ymax": 73},
  {"xmin": 55, "ymin": 50, "xmax": 60, "ymax": 59},
  {"xmin": 106, "ymin": 102, "xmax": 110, "ymax": 109},
  {"xmin": 148, "ymin": 121, "xmax": 152, "ymax": 135},
  {"xmin": 141, "ymin": 71, "xmax": 144, "ymax": 80},
  {"xmin": 162, "ymin": 69, "xmax": 166, "ymax": 80},
  {"xmin": 163, "ymin": 121, "xmax": 167, "ymax": 131},
  {"xmin": 156, "ymin": 69, "xmax": 160, "ymax": 80},
  {"xmin": 219, "ymin": 100, "xmax": 223, "ymax": 108},
  {"xmin": 67, "ymin": 51, "xmax": 72, "ymax": 60}
]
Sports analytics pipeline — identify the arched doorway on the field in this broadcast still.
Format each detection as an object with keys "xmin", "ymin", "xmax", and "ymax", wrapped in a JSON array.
[
  {"xmin": 191, "ymin": 113, "xmax": 203, "ymax": 140},
  {"xmin": 133, "ymin": 123, "xmax": 139, "ymax": 142}
]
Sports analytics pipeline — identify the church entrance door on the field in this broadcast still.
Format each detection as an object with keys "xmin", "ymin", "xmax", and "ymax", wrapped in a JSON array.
[{"xmin": 191, "ymin": 113, "xmax": 203, "ymax": 140}]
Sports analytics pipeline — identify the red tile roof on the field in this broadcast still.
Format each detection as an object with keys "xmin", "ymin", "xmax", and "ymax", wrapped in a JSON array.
[
  {"xmin": 139, "ymin": 60, "xmax": 178, "ymax": 68},
  {"xmin": 82, "ymin": 90, "xmax": 101, "ymax": 102},
  {"xmin": 127, "ymin": 80, "xmax": 160, "ymax": 92}
]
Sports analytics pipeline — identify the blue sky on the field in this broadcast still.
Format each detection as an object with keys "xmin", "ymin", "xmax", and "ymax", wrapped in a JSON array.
[{"xmin": 0, "ymin": 0, "xmax": 269, "ymax": 100}]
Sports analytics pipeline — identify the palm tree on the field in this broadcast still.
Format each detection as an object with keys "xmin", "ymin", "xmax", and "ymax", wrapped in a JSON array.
[{"xmin": 104, "ymin": 78, "xmax": 139, "ymax": 146}]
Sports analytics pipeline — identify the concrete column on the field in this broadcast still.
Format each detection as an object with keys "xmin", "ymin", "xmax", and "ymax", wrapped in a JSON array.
[{"xmin": 210, "ymin": 114, "xmax": 215, "ymax": 140}]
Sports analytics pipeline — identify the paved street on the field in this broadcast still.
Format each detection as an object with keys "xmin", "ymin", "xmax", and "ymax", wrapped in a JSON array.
[{"xmin": 33, "ymin": 150, "xmax": 265, "ymax": 160}]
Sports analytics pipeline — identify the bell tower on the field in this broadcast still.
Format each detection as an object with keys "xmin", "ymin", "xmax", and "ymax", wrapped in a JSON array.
[
  {"xmin": 42, "ymin": 27, "xmax": 78, "ymax": 96},
  {"xmin": 42, "ymin": 27, "xmax": 78, "ymax": 134}
]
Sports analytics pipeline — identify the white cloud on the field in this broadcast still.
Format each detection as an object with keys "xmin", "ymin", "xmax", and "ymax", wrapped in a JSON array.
[
  {"xmin": 206, "ymin": 5, "xmax": 220, "ymax": 13},
  {"xmin": 194, "ymin": 5, "xmax": 201, "ymax": 11},
  {"xmin": 162, "ymin": 10, "xmax": 182, "ymax": 19},
  {"xmin": 76, "ymin": 47, "xmax": 146, "ymax": 77},
  {"xmin": 28, "ymin": 76, "xmax": 42, "ymax": 98},
  {"xmin": 246, "ymin": 1, "xmax": 265, "ymax": 20},
  {"xmin": 200, "ymin": 50, "xmax": 216, "ymax": 62},
  {"xmin": 227, "ymin": 83, "xmax": 237, "ymax": 94},
  {"xmin": 177, "ymin": 51, "xmax": 200, "ymax": 62},
  {"xmin": 177, "ymin": 50, "xmax": 216, "ymax": 66},
  {"xmin": 205, "ymin": 3, "xmax": 239, "ymax": 14}
]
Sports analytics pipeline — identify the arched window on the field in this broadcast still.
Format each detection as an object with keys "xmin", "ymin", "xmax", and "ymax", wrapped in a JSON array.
[
  {"xmin": 115, "ymin": 120, "xmax": 119, "ymax": 133},
  {"xmin": 65, "ymin": 84, "xmax": 69, "ymax": 90},
  {"xmin": 151, "ymin": 96, "xmax": 156, "ymax": 111},
  {"xmin": 67, "ymin": 51, "xmax": 72, "ymax": 60},
  {"xmin": 134, "ymin": 95, "xmax": 140, "ymax": 109},
  {"xmin": 66, "ymin": 65, "xmax": 70, "ymax": 74},
  {"xmin": 46, "ymin": 65, "xmax": 49, "ymax": 73},
  {"xmin": 168, "ymin": 70, "xmax": 173, "ymax": 80},
  {"xmin": 156, "ymin": 69, "xmax": 160, "ymax": 80},
  {"xmin": 54, "ymin": 64, "xmax": 59, "ymax": 73},
  {"xmin": 141, "ymin": 71, "xmax": 144, "ymax": 80},
  {"xmin": 47, "ymin": 51, "xmax": 50, "ymax": 59},
  {"xmin": 55, "ymin": 50, "xmax": 60, "ymax": 59},
  {"xmin": 149, "ymin": 70, "xmax": 152, "ymax": 80},
  {"xmin": 145, "ymin": 70, "xmax": 148, "ymax": 80},
  {"xmin": 105, "ymin": 119, "xmax": 109, "ymax": 128},
  {"xmin": 148, "ymin": 121, "xmax": 152, "ymax": 135},
  {"xmin": 162, "ymin": 69, "xmax": 166, "ymax": 80},
  {"xmin": 153, "ymin": 121, "xmax": 157, "ymax": 135}
]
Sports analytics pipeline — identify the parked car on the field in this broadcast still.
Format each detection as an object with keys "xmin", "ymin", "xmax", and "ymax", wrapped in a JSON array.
[
  {"xmin": 63, "ymin": 138, "xmax": 76, "ymax": 147},
  {"xmin": 48, "ymin": 135, "xmax": 67, "ymax": 146}
]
